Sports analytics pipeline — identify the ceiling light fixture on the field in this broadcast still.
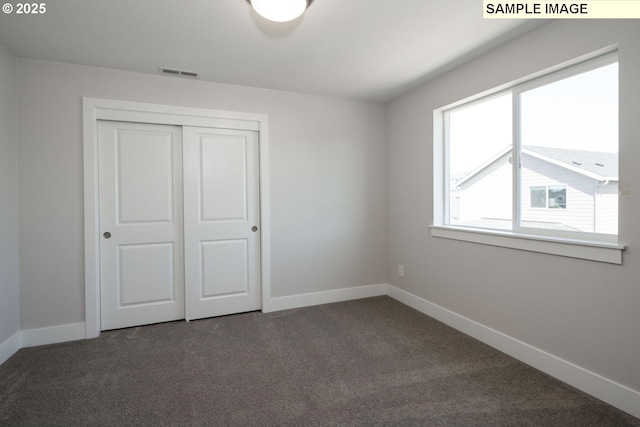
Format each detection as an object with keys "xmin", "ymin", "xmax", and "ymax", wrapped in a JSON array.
[{"xmin": 249, "ymin": 0, "xmax": 313, "ymax": 23}]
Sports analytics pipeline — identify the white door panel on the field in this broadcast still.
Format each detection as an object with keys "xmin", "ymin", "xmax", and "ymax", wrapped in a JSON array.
[
  {"xmin": 116, "ymin": 133, "xmax": 175, "ymax": 223},
  {"xmin": 200, "ymin": 137, "xmax": 248, "ymax": 221},
  {"xmin": 99, "ymin": 121, "xmax": 185, "ymax": 330},
  {"xmin": 201, "ymin": 239, "xmax": 249, "ymax": 297},
  {"xmin": 183, "ymin": 127, "xmax": 261, "ymax": 321},
  {"xmin": 98, "ymin": 122, "xmax": 261, "ymax": 330},
  {"xmin": 118, "ymin": 243, "xmax": 176, "ymax": 306}
]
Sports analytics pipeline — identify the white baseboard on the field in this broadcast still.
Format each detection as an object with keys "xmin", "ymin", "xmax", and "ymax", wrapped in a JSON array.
[
  {"xmin": 12, "ymin": 284, "xmax": 387, "ymax": 351},
  {"xmin": 20, "ymin": 323, "xmax": 86, "ymax": 348},
  {"xmin": 263, "ymin": 283, "xmax": 388, "ymax": 313},
  {"xmin": 387, "ymin": 284, "xmax": 640, "ymax": 420},
  {"xmin": 0, "ymin": 332, "xmax": 21, "ymax": 366}
]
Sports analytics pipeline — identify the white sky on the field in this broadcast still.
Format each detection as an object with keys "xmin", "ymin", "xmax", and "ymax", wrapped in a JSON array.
[{"xmin": 448, "ymin": 63, "xmax": 618, "ymax": 176}]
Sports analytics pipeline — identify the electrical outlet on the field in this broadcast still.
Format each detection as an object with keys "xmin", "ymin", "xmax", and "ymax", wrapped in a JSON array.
[{"xmin": 398, "ymin": 264, "xmax": 404, "ymax": 278}]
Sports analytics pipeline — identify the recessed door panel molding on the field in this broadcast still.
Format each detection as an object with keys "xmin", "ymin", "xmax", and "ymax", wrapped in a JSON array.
[
  {"xmin": 117, "ymin": 130, "xmax": 175, "ymax": 224},
  {"xmin": 99, "ymin": 121, "xmax": 185, "ymax": 331},
  {"xmin": 184, "ymin": 126, "xmax": 261, "ymax": 321},
  {"xmin": 201, "ymin": 239, "xmax": 249, "ymax": 298},
  {"xmin": 118, "ymin": 243, "xmax": 176, "ymax": 307},
  {"xmin": 200, "ymin": 134, "xmax": 248, "ymax": 222}
]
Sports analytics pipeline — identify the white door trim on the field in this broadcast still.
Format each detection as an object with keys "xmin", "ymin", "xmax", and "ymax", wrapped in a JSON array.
[{"xmin": 82, "ymin": 97, "xmax": 271, "ymax": 339}]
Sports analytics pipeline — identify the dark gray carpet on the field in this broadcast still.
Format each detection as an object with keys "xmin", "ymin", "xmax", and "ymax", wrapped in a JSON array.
[{"xmin": 1, "ymin": 296, "xmax": 639, "ymax": 426}]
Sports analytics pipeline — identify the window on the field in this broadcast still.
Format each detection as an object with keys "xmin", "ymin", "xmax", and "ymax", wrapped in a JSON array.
[
  {"xmin": 530, "ymin": 186, "xmax": 546, "ymax": 208},
  {"xmin": 433, "ymin": 51, "xmax": 622, "ymax": 263},
  {"xmin": 547, "ymin": 186, "xmax": 566, "ymax": 209},
  {"xmin": 530, "ymin": 185, "xmax": 566, "ymax": 209}
]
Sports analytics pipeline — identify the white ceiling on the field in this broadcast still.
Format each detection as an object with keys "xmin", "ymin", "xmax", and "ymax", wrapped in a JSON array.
[{"xmin": 0, "ymin": 0, "xmax": 546, "ymax": 102}]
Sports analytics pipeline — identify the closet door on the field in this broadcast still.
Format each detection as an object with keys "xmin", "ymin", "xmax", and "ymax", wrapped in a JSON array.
[
  {"xmin": 98, "ymin": 121, "xmax": 185, "ymax": 330},
  {"xmin": 183, "ymin": 127, "xmax": 261, "ymax": 320}
]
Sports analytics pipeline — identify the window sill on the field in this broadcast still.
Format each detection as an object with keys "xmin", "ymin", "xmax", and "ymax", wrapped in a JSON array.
[{"xmin": 430, "ymin": 225, "xmax": 624, "ymax": 264}]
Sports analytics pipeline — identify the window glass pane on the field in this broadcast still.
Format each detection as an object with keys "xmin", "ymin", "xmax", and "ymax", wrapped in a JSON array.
[
  {"xmin": 519, "ymin": 62, "xmax": 618, "ymax": 233},
  {"xmin": 530, "ymin": 186, "xmax": 546, "ymax": 208},
  {"xmin": 548, "ymin": 186, "xmax": 566, "ymax": 209},
  {"xmin": 447, "ymin": 94, "xmax": 512, "ymax": 230}
]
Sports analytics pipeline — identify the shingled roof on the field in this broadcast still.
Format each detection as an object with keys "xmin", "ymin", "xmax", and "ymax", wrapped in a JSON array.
[
  {"xmin": 525, "ymin": 146, "xmax": 618, "ymax": 179},
  {"xmin": 455, "ymin": 145, "xmax": 618, "ymax": 187}
]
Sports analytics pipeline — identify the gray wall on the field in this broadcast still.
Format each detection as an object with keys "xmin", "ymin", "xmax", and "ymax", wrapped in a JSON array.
[
  {"xmin": 0, "ymin": 43, "xmax": 19, "ymax": 344},
  {"xmin": 17, "ymin": 58, "xmax": 387, "ymax": 330},
  {"xmin": 387, "ymin": 20, "xmax": 640, "ymax": 393},
  {"xmin": 11, "ymin": 18, "xmax": 639, "ymax": 400}
]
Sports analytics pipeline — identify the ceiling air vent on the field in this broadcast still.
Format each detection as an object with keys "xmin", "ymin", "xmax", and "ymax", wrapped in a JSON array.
[{"xmin": 159, "ymin": 67, "xmax": 199, "ymax": 79}]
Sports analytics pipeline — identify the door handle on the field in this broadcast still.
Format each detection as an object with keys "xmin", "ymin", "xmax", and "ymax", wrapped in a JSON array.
[
  {"xmin": 103, "ymin": 232, "xmax": 111, "ymax": 239},
  {"xmin": 251, "ymin": 226, "xmax": 258, "ymax": 232}
]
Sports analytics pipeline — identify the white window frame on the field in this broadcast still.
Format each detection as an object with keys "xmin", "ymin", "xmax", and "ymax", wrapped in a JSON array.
[{"xmin": 432, "ymin": 49, "xmax": 625, "ymax": 264}]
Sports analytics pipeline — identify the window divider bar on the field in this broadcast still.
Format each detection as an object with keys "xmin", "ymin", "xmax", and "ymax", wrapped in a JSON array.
[
  {"xmin": 512, "ymin": 91, "xmax": 521, "ymax": 232},
  {"xmin": 443, "ymin": 112, "xmax": 451, "ymax": 225}
]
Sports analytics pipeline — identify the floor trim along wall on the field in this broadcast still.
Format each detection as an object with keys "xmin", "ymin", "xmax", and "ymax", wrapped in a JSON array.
[
  {"xmin": 0, "ymin": 332, "xmax": 21, "ymax": 366},
  {"xmin": 263, "ymin": 283, "xmax": 388, "ymax": 313},
  {"xmin": 386, "ymin": 284, "xmax": 640, "ymax": 420},
  {"xmin": 20, "ymin": 323, "xmax": 86, "ymax": 349}
]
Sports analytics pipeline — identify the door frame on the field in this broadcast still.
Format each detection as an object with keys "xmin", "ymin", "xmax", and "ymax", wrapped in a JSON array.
[{"xmin": 82, "ymin": 97, "xmax": 271, "ymax": 339}]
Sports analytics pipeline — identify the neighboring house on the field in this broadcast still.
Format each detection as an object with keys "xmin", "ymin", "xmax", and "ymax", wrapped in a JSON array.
[{"xmin": 451, "ymin": 146, "xmax": 618, "ymax": 234}]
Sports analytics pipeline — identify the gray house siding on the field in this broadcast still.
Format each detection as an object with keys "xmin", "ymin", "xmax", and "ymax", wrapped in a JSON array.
[
  {"xmin": 455, "ymin": 150, "xmax": 618, "ymax": 234},
  {"xmin": 595, "ymin": 183, "xmax": 618, "ymax": 234},
  {"xmin": 520, "ymin": 154, "xmax": 597, "ymax": 232},
  {"xmin": 454, "ymin": 155, "xmax": 512, "ymax": 229}
]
